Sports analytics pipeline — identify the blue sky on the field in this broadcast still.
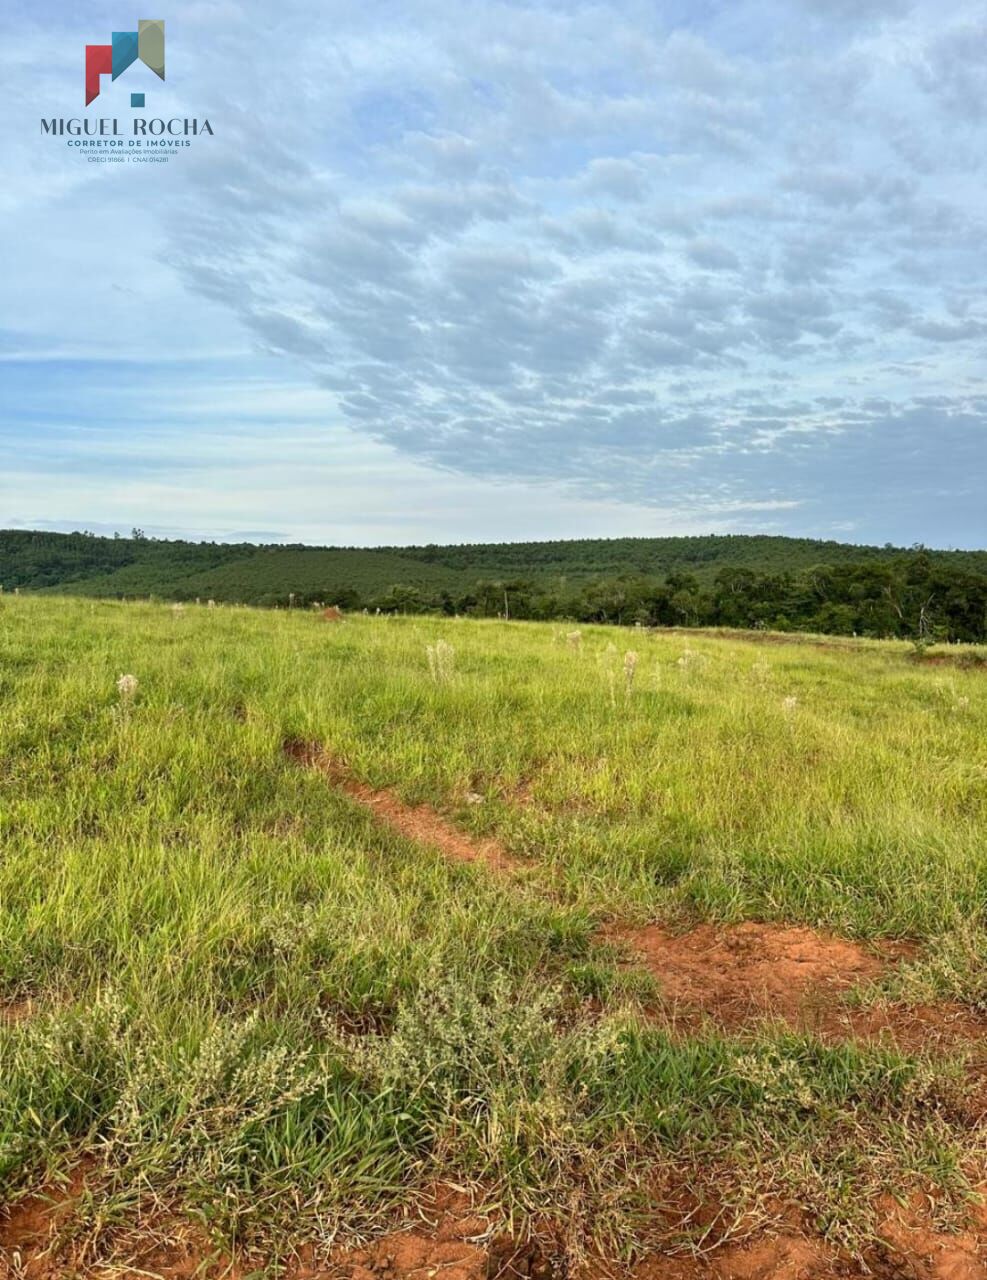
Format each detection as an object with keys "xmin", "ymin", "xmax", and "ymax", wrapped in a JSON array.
[{"xmin": 2, "ymin": 0, "xmax": 985, "ymax": 546}]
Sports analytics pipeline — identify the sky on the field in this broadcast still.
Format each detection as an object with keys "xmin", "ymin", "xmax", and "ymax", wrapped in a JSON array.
[{"xmin": 1, "ymin": 0, "xmax": 985, "ymax": 548}]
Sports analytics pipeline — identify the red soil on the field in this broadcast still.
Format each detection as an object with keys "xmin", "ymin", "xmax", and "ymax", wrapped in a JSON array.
[
  {"xmin": 0, "ymin": 1181, "xmax": 532, "ymax": 1280},
  {"xmin": 865, "ymin": 1191, "xmax": 987, "ymax": 1280},
  {"xmin": 909, "ymin": 654, "xmax": 986, "ymax": 671},
  {"xmin": 333, "ymin": 1223, "xmax": 490, "ymax": 1280},
  {"xmin": 285, "ymin": 739, "xmax": 987, "ymax": 1052},
  {"xmin": 0, "ymin": 1166, "xmax": 92, "ymax": 1280},
  {"xmin": 285, "ymin": 740, "xmax": 524, "ymax": 873},
  {"xmin": 6, "ymin": 1181, "xmax": 987, "ymax": 1280},
  {"xmin": 636, "ymin": 1206, "xmax": 987, "ymax": 1280},
  {"xmin": 608, "ymin": 922, "xmax": 889, "ymax": 1027},
  {"xmin": 0, "ymin": 998, "xmax": 35, "ymax": 1026},
  {"xmin": 608, "ymin": 923, "xmax": 987, "ymax": 1054}
]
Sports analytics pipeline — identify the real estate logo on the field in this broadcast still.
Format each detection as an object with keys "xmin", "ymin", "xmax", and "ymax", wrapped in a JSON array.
[
  {"xmin": 41, "ymin": 17, "xmax": 214, "ymax": 162},
  {"xmin": 86, "ymin": 20, "xmax": 165, "ymax": 106}
]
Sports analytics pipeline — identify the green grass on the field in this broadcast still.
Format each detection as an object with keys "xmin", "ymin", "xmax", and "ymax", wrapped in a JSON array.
[{"xmin": 1, "ymin": 596, "xmax": 985, "ymax": 1268}]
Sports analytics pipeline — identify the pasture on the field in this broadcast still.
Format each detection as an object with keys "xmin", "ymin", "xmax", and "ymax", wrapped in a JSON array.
[{"xmin": 1, "ymin": 596, "xmax": 985, "ymax": 1278}]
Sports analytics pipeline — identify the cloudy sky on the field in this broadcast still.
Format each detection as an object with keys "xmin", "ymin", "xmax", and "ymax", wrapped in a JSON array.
[{"xmin": 2, "ymin": 0, "xmax": 985, "ymax": 546}]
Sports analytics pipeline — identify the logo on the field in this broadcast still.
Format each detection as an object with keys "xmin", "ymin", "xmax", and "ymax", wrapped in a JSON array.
[
  {"xmin": 42, "ymin": 17, "xmax": 212, "ymax": 162},
  {"xmin": 85, "ymin": 20, "xmax": 165, "ymax": 106}
]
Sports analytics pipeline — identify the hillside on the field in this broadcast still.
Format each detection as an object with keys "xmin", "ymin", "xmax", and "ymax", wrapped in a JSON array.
[
  {"xmin": 3, "ymin": 528, "xmax": 987, "ymax": 641},
  {"xmin": 3, "ymin": 528, "xmax": 986, "ymax": 598},
  {"xmin": 384, "ymin": 533, "xmax": 987, "ymax": 580}
]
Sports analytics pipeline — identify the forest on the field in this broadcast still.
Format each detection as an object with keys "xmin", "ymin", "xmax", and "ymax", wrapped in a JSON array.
[{"xmin": 2, "ymin": 528, "xmax": 986, "ymax": 642}]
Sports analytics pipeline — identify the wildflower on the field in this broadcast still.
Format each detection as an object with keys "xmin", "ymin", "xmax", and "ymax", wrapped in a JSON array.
[
  {"xmin": 116, "ymin": 673, "xmax": 139, "ymax": 699},
  {"xmin": 624, "ymin": 650, "xmax": 639, "ymax": 696}
]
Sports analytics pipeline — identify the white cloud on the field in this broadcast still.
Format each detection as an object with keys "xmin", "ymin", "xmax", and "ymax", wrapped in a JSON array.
[{"xmin": 1, "ymin": 0, "xmax": 985, "ymax": 545}]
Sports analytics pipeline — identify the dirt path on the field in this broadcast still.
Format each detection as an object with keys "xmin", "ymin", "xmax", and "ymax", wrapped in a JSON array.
[
  {"xmin": 285, "ymin": 740, "xmax": 525, "ymax": 873},
  {"xmin": 5, "ymin": 760, "xmax": 986, "ymax": 1279},
  {"xmin": 266, "ymin": 741, "xmax": 987, "ymax": 1278},
  {"xmin": 284, "ymin": 740, "xmax": 987, "ymax": 1047}
]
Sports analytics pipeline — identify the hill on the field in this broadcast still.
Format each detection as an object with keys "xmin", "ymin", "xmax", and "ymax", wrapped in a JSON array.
[
  {"xmin": 2, "ymin": 528, "xmax": 987, "ymax": 641},
  {"xmin": 3, "ymin": 528, "xmax": 986, "ymax": 598},
  {"xmin": 383, "ymin": 532, "xmax": 987, "ymax": 580}
]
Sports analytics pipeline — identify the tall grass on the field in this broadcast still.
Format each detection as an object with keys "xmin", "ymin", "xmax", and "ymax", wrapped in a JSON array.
[{"xmin": 0, "ymin": 596, "xmax": 984, "ymax": 1265}]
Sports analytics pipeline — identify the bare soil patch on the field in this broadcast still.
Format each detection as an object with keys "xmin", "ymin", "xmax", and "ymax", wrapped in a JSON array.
[
  {"xmin": 0, "ymin": 1181, "xmax": 242, "ymax": 1280},
  {"xmin": 609, "ymin": 923, "xmax": 987, "ymax": 1057},
  {"xmin": 908, "ymin": 653, "xmax": 987, "ymax": 671},
  {"xmin": 633, "ymin": 1231, "xmax": 829, "ymax": 1280},
  {"xmin": 0, "ymin": 1177, "xmax": 532, "ymax": 1280},
  {"xmin": 863, "ymin": 1191, "xmax": 987, "ymax": 1280},
  {"xmin": 608, "ymin": 922, "xmax": 890, "ymax": 1027},
  {"xmin": 285, "ymin": 740, "xmax": 525, "ymax": 873},
  {"xmin": 636, "ymin": 1215, "xmax": 987, "ymax": 1280},
  {"xmin": 0, "ymin": 999, "xmax": 36, "ymax": 1027},
  {"xmin": 0, "ymin": 1166, "xmax": 92, "ymax": 1280},
  {"xmin": 5, "ymin": 1171, "xmax": 987, "ymax": 1280},
  {"xmin": 0, "ymin": 1191, "xmax": 61, "ymax": 1275},
  {"xmin": 334, "ymin": 1227, "xmax": 489, "ymax": 1280},
  {"xmin": 659, "ymin": 628, "xmax": 858, "ymax": 654}
]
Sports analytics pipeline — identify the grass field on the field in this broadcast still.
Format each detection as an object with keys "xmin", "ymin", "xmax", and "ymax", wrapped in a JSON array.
[{"xmin": 1, "ymin": 596, "xmax": 986, "ymax": 1277}]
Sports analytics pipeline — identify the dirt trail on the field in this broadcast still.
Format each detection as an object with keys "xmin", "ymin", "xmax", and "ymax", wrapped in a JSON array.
[
  {"xmin": 277, "ymin": 739, "xmax": 987, "ymax": 1274},
  {"xmin": 4, "ymin": 757, "xmax": 986, "ymax": 1279},
  {"xmin": 285, "ymin": 740, "xmax": 525, "ymax": 873},
  {"xmin": 285, "ymin": 740, "xmax": 987, "ymax": 1053}
]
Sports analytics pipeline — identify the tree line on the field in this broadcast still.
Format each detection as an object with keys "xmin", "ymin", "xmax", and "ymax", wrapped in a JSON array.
[
  {"xmin": 3, "ymin": 531, "xmax": 986, "ymax": 643},
  {"xmin": 315, "ymin": 553, "xmax": 987, "ymax": 644}
]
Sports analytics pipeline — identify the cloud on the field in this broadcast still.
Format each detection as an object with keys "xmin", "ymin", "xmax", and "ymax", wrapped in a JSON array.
[{"xmin": 1, "ymin": 0, "xmax": 985, "ymax": 546}]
